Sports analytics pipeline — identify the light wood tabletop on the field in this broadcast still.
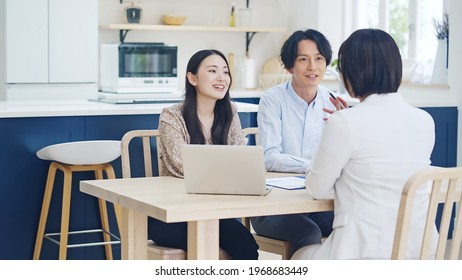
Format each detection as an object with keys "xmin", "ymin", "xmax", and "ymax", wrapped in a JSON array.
[{"xmin": 80, "ymin": 173, "xmax": 334, "ymax": 260}]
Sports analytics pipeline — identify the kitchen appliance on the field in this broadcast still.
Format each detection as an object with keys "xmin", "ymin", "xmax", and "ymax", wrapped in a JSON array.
[
  {"xmin": 125, "ymin": 2, "xmax": 143, "ymax": 24},
  {"xmin": 100, "ymin": 43, "xmax": 178, "ymax": 94}
]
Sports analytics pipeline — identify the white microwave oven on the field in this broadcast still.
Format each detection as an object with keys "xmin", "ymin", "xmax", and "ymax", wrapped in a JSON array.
[{"xmin": 99, "ymin": 43, "xmax": 178, "ymax": 94}]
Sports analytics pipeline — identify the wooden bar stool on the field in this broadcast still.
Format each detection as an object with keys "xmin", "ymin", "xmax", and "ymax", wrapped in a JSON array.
[{"xmin": 33, "ymin": 140, "xmax": 122, "ymax": 260}]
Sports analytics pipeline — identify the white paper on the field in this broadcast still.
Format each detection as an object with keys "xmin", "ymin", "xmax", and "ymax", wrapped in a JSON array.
[{"xmin": 266, "ymin": 176, "xmax": 305, "ymax": 190}]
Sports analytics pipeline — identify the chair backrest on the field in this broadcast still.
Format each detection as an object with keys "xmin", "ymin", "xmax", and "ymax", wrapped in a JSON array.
[
  {"xmin": 121, "ymin": 129, "xmax": 162, "ymax": 178},
  {"xmin": 241, "ymin": 126, "xmax": 259, "ymax": 229},
  {"xmin": 121, "ymin": 129, "xmax": 232, "ymax": 260},
  {"xmin": 243, "ymin": 127, "xmax": 260, "ymax": 146},
  {"xmin": 391, "ymin": 167, "xmax": 462, "ymax": 259},
  {"xmin": 241, "ymin": 127, "xmax": 293, "ymax": 259}
]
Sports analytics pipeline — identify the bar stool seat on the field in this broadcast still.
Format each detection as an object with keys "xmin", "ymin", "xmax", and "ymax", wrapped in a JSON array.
[
  {"xmin": 33, "ymin": 140, "xmax": 122, "ymax": 260},
  {"xmin": 36, "ymin": 140, "xmax": 121, "ymax": 165}
]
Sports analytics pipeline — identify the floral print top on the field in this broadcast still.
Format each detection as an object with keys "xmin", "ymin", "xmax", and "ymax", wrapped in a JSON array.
[{"xmin": 158, "ymin": 102, "xmax": 246, "ymax": 178}]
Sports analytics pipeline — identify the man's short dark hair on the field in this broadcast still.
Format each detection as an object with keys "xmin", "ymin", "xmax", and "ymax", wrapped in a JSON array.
[{"xmin": 280, "ymin": 29, "xmax": 332, "ymax": 70}]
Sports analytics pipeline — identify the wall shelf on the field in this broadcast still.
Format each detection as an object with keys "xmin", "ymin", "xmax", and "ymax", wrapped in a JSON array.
[
  {"xmin": 100, "ymin": 24, "xmax": 286, "ymax": 54},
  {"xmin": 100, "ymin": 24, "xmax": 284, "ymax": 33}
]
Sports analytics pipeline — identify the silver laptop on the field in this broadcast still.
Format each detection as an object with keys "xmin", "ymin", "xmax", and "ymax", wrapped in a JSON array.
[{"xmin": 182, "ymin": 144, "xmax": 271, "ymax": 196}]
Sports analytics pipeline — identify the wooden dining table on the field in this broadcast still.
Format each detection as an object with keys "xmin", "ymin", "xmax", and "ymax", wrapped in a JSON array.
[{"xmin": 80, "ymin": 173, "xmax": 334, "ymax": 260}]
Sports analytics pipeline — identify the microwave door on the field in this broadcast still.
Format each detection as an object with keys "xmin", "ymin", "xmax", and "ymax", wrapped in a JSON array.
[
  {"xmin": 119, "ymin": 44, "xmax": 177, "ymax": 78},
  {"xmin": 105, "ymin": 43, "xmax": 178, "ymax": 94}
]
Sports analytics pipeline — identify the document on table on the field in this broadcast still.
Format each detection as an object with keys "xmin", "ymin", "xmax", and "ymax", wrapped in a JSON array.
[{"xmin": 266, "ymin": 176, "xmax": 305, "ymax": 190}]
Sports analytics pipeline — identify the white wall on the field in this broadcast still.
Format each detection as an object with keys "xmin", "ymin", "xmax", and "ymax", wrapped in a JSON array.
[
  {"xmin": 276, "ymin": 0, "xmax": 344, "ymax": 59},
  {"xmin": 447, "ymin": 0, "xmax": 462, "ymax": 166},
  {"xmin": 274, "ymin": 0, "xmax": 366, "ymax": 60},
  {"xmin": 98, "ymin": 0, "xmax": 286, "ymax": 92},
  {"xmin": 0, "ymin": 0, "xmax": 5, "ymax": 100}
]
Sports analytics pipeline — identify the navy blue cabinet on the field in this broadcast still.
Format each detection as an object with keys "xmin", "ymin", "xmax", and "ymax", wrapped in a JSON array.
[
  {"xmin": 0, "ymin": 112, "xmax": 254, "ymax": 260},
  {"xmin": 421, "ymin": 107, "xmax": 458, "ymax": 167}
]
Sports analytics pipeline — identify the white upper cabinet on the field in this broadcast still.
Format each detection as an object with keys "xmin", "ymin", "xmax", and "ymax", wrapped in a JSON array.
[
  {"xmin": 5, "ymin": 0, "xmax": 48, "ymax": 83},
  {"xmin": 4, "ymin": 0, "xmax": 97, "ymax": 84},
  {"xmin": 48, "ymin": 0, "xmax": 97, "ymax": 83}
]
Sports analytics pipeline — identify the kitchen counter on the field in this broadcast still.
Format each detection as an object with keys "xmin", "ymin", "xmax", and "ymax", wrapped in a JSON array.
[
  {"xmin": 0, "ymin": 100, "xmax": 258, "ymax": 118},
  {"xmin": 231, "ymin": 83, "xmax": 458, "ymax": 108},
  {"xmin": 0, "ymin": 82, "xmax": 455, "ymax": 119}
]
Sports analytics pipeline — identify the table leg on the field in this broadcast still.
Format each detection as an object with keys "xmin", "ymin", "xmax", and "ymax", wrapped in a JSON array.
[
  {"xmin": 121, "ymin": 207, "xmax": 147, "ymax": 260},
  {"xmin": 187, "ymin": 220, "xmax": 219, "ymax": 260}
]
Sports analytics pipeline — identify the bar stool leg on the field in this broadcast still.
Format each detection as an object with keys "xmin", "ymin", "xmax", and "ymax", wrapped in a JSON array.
[
  {"xmin": 95, "ymin": 168, "xmax": 114, "ymax": 260},
  {"xmin": 33, "ymin": 162, "xmax": 59, "ymax": 260},
  {"xmin": 34, "ymin": 161, "xmax": 121, "ymax": 260},
  {"xmin": 58, "ymin": 164, "xmax": 73, "ymax": 260}
]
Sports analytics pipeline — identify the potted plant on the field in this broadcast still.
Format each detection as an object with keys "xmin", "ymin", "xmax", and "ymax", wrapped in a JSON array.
[{"xmin": 431, "ymin": 12, "xmax": 449, "ymax": 84}]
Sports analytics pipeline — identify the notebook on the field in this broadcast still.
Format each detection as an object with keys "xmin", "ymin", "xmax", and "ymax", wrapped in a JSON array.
[{"xmin": 182, "ymin": 144, "xmax": 271, "ymax": 196}]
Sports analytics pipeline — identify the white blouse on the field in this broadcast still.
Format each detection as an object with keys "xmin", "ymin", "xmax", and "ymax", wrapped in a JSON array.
[{"xmin": 298, "ymin": 93, "xmax": 437, "ymax": 259}]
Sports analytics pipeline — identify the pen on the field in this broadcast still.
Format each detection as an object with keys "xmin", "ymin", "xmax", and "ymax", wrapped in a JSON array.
[{"xmin": 329, "ymin": 92, "xmax": 345, "ymax": 109}]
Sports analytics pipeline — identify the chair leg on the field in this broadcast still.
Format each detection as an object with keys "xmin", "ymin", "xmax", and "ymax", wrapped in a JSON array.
[
  {"xmin": 103, "ymin": 164, "xmax": 123, "ymax": 239},
  {"xmin": 58, "ymin": 165, "xmax": 73, "ymax": 260},
  {"xmin": 95, "ymin": 168, "xmax": 114, "ymax": 260},
  {"xmin": 33, "ymin": 162, "xmax": 58, "ymax": 260}
]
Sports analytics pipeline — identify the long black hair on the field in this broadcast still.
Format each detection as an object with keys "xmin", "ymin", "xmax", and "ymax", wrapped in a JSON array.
[{"xmin": 182, "ymin": 49, "xmax": 234, "ymax": 144}]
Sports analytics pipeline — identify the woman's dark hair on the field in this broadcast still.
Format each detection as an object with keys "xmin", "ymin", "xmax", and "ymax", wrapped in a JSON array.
[
  {"xmin": 337, "ymin": 28, "xmax": 402, "ymax": 98},
  {"xmin": 280, "ymin": 29, "xmax": 332, "ymax": 69},
  {"xmin": 182, "ymin": 49, "xmax": 233, "ymax": 145}
]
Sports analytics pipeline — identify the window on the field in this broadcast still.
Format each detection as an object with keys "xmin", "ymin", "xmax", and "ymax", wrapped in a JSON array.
[{"xmin": 366, "ymin": 0, "xmax": 444, "ymax": 83}]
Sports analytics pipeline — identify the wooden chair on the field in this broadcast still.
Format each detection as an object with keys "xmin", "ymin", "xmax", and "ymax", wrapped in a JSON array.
[
  {"xmin": 121, "ymin": 129, "xmax": 230, "ymax": 260},
  {"xmin": 391, "ymin": 166, "xmax": 462, "ymax": 259},
  {"xmin": 121, "ymin": 129, "xmax": 186, "ymax": 260},
  {"xmin": 242, "ymin": 127, "xmax": 292, "ymax": 259}
]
